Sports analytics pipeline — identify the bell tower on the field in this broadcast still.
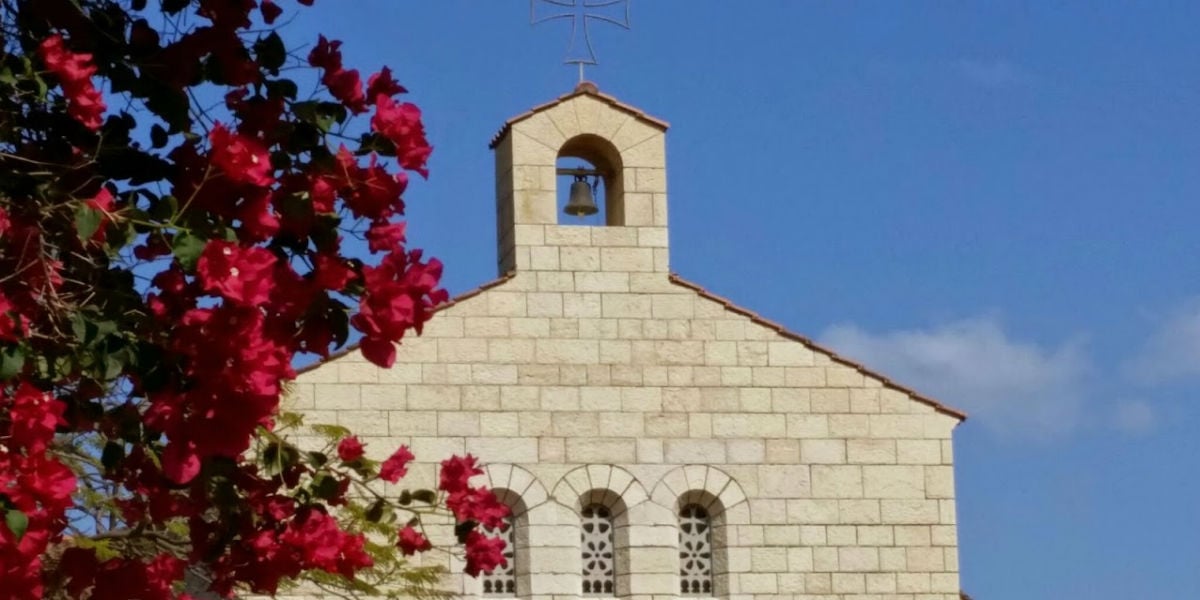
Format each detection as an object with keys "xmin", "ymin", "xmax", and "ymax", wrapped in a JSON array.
[{"xmin": 490, "ymin": 82, "xmax": 669, "ymax": 276}]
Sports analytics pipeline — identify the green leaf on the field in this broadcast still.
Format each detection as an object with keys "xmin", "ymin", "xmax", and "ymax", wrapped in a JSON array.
[
  {"xmin": 171, "ymin": 233, "xmax": 205, "ymax": 270},
  {"xmin": 311, "ymin": 473, "xmax": 342, "ymax": 501},
  {"xmin": 310, "ymin": 423, "xmax": 352, "ymax": 441},
  {"xmin": 101, "ymin": 441, "xmax": 125, "ymax": 471},
  {"xmin": 265, "ymin": 78, "xmax": 298, "ymax": 100},
  {"xmin": 364, "ymin": 498, "xmax": 387, "ymax": 523},
  {"xmin": 4, "ymin": 509, "xmax": 27, "ymax": 542},
  {"xmin": 254, "ymin": 32, "xmax": 287, "ymax": 72},
  {"xmin": 305, "ymin": 451, "xmax": 328, "ymax": 468},
  {"xmin": 150, "ymin": 124, "xmax": 168, "ymax": 149},
  {"xmin": 0, "ymin": 346, "xmax": 25, "ymax": 380},
  {"xmin": 74, "ymin": 204, "xmax": 102, "ymax": 241},
  {"xmin": 0, "ymin": 67, "xmax": 15, "ymax": 86},
  {"xmin": 411, "ymin": 489, "xmax": 437, "ymax": 505}
]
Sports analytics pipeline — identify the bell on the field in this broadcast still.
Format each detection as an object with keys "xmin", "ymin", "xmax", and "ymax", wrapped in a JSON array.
[{"xmin": 564, "ymin": 175, "xmax": 599, "ymax": 217}]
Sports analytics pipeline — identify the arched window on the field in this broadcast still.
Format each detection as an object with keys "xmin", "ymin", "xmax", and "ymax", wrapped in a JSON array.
[
  {"xmin": 581, "ymin": 504, "xmax": 615, "ymax": 595},
  {"xmin": 481, "ymin": 513, "xmax": 517, "ymax": 596},
  {"xmin": 678, "ymin": 504, "xmax": 713, "ymax": 596}
]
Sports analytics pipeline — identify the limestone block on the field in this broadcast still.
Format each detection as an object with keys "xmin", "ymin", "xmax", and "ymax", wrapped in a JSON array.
[
  {"xmin": 753, "ymin": 367, "xmax": 786, "ymax": 387},
  {"xmin": 434, "ymin": 411, "xmax": 480, "ymax": 437},
  {"xmin": 574, "ymin": 272, "xmax": 630, "ymax": 292},
  {"xmin": 636, "ymin": 438, "xmax": 664, "ymax": 463},
  {"xmin": 866, "ymin": 572, "xmax": 898, "ymax": 594},
  {"xmin": 562, "ymin": 292, "xmax": 603, "ymax": 318},
  {"xmin": 931, "ymin": 525, "xmax": 958, "ymax": 547},
  {"xmin": 931, "ymin": 572, "xmax": 961, "ymax": 593},
  {"xmin": 850, "ymin": 388, "xmax": 882, "ymax": 413},
  {"xmin": 486, "ymin": 291, "xmax": 527, "ymax": 317},
  {"xmin": 552, "ymin": 411, "xmax": 597, "ymax": 437},
  {"xmin": 767, "ymin": 342, "xmax": 814, "ymax": 366},
  {"xmin": 627, "ymin": 546, "xmax": 677, "ymax": 574},
  {"xmin": 881, "ymin": 499, "xmax": 940, "ymax": 524},
  {"xmin": 704, "ymin": 341, "xmax": 738, "ymax": 366},
  {"xmin": 513, "ymin": 189, "xmax": 557, "ymax": 225},
  {"xmin": 377, "ymin": 363, "xmax": 423, "ymax": 385},
  {"xmin": 645, "ymin": 413, "xmax": 688, "ymax": 437},
  {"xmin": 727, "ymin": 439, "xmax": 765, "ymax": 464},
  {"xmin": 765, "ymin": 439, "xmax": 800, "ymax": 464},
  {"xmin": 621, "ymin": 135, "xmax": 667, "ymax": 169},
  {"xmin": 812, "ymin": 465, "xmax": 863, "ymax": 498},
  {"xmin": 869, "ymin": 415, "xmax": 928, "ymax": 439},
  {"xmin": 787, "ymin": 414, "xmax": 830, "ymax": 438},
  {"xmin": 466, "ymin": 437, "xmax": 538, "ymax": 463},
  {"xmin": 621, "ymin": 387, "xmax": 663, "ymax": 411},
  {"xmin": 906, "ymin": 547, "xmax": 945, "ymax": 572},
  {"xmin": 359, "ymin": 384, "xmax": 403, "ymax": 410},
  {"xmin": 463, "ymin": 316, "xmax": 509, "ymax": 338},
  {"xmin": 857, "ymin": 524, "xmax": 893, "ymax": 545},
  {"xmin": 811, "ymin": 388, "xmax": 850, "ymax": 413},
  {"xmin": 880, "ymin": 546, "xmax": 908, "ymax": 571},
  {"xmin": 713, "ymin": 414, "xmax": 786, "ymax": 438},
  {"xmin": 566, "ymin": 438, "xmax": 635, "ymax": 463},
  {"xmin": 313, "ymin": 383, "xmax": 360, "ymax": 410},
  {"xmin": 827, "ymin": 524, "xmax": 857, "ymax": 545},
  {"xmin": 925, "ymin": 466, "xmax": 956, "ymax": 498},
  {"xmin": 479, "ymin": 412, "xmax": 519, "ymax": 436},
  {"xmin": 826, "ymin": 364, "xmax": 866, "ymax": 387},
  {"xmin": 897, "ymin": 572, "xmax": 931, "ymax": 593},
  {"xmin": 757, "ymin": 465, "xmax": 811, "ymax": 498},
  {"xmin": 622, "ymin": 192, "xmax": 655, "ymax": 226},
  {"xmin": 512, "ymin": 112, "xmax": 566, "ymax": 151},
  {"xmin": 470, "ymin": 364, "xmax": 518, "ymax": 385},
  {"xmin": 590, "ymin": 226, "xmax": 639, "ymax": 246},
  {"xmin": 801, "ymin": 439, "xmax": 847, "ymax": 464},
  {"xmin": 720, "ymin": 367, "xmax": 752, "ymax": 387},
  {"xmin": 847, "ymin": 439, "xmax": 897, "ymax": 464},
  {"xmin": 734, "ymin": 386, "xmax": 772, "ymax": 410},
  {"xmin": 579, "ymin": 318, "xmax": 619, "ymax": 339},
  {"xmin": 541, "ymin": 386, "xmax": 581, "ymax": 411},
  {"xmin": 286, "ymin": 383, "xmax": 316, "ymax": 410},
  {"xmin": 545, "ymin": 225, "xmax": 592, "ymax": 246},
  {"xmin": 580, "ymin": 386, "xmax": 622, "ymax": 411},
  {"xmin": 940, "ymin": 499, "xmax": 958, "ymax": 525},
  {"xmin": 407, "ymin": 385, "xmax": 461, "ymax": 410},
  {"xmin": 735, "ymin": 341, "xmax": 768, "ymax": 366},
  {"xmin": 388, "ymin": 411, "xmax": 437, "ymax": 436},
  {"xmin": 942, "ymin": 440, "xmax": 955, "ymax": 465},
  {"xmin": 518, "ymin": 411, "xmax": 551, "ymax": 436},
  {"xmin": 804, "ymin": 573, "xmax": 832, "ymax": 594},
  {"xmin": 535, "ymin": 272, "xmax": 575, "ymax": 293},
  {"xmin": 572, "ymin": 95, "xmax": 632, "ymax": 140},
  {"xmin": 838, "ymin": 547, "xmax": 880, "ymax": 572},
  {"xmin": 539, "ymin": 438, "xmax": 565, "ymax": 462},
  {"xmin": 829, "ymin": 415, "xmax": 871, "ymax": 438},
  {"xmin": 786, "ymin": 499, "xmax": 839, "ymax": 524},
  {"xmin": 637, "ymin": 226, "xmax": 669, "ymax": 248},
  {"xmin": 693, "ymin": 366, "xmax": 723, "ymax": 386},
  {"xmin": 410, "ymin": 436, "xmax": 465, "ymax": 460},
  {"xmin": 667, "ymin": 366, "xmax": 694, "ymax": 385},
  {"xmin": 560, "ymin": 246, "xmax": 600, "ymax": 271},
  {"xmin": 499, "ymin": 386, "xmax": 539, "ymax": 411},
  {"xmin": 535, "ymin": 339, "xmax": 599, "ymax": 364},
  {"xmin": 337, "ymin": 410, "xmax": 389, "ymax": 437},
  {"xmin": 664, "ymin": 439, "xmax": 726, "ymax": 463},
  {"xmin": 336, "ymin": 361, "xmax": 379, "ymax": 384},
  {"xmin": 785, "ymin": 366, "xmax": 827, "ymax": 387},
  {"xmin": 895, "ymin": 525, "xmax": 932, "ymax": 546},
  {"xmin": 832, "ymin": 573, "xmax": 866, "ymax": 594}
]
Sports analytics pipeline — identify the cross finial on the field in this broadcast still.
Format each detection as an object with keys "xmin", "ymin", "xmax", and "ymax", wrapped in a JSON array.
[{"xmin": 531, "ymin": 0, "xmax": 631, "ymax": 83}]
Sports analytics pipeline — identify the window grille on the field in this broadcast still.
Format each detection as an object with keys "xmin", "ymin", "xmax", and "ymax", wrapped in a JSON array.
[
  {"xmin": 581, "ymin": 504, "xmax": 616, "ymax": 595},
  {"xmin": 481, "ymin": 517, "xmax": 516, "ymax": 596},
  {"xmin": 679, "ymin": 504, "xmax": 713, "ymax": 596}
]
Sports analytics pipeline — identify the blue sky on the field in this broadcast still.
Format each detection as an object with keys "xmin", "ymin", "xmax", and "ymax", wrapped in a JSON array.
[{"xmin": 281, "ymin": 2, "xmax": 1199, "ymax": 597}]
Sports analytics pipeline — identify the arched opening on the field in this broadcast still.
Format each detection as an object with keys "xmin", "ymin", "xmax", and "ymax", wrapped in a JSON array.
[
  {"xmin": 676, "ymin": 490, "xmax": 728, "ymax": 598},
  {"xmin": 481, "ymin": 488, "xmax": 529, "ymax": 597},
  {"xmin": 576, "ymin": 488, "xmax": 630, "ymax": 597},
  {"xmin": 556, "ymin": 134, "xmax": 625, "ymax": 227}
]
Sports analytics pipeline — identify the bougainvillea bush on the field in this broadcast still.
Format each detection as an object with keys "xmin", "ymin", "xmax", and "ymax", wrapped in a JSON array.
[{"xmin": 0, "ymin": 1, "xmax": 507, "ymax": 597}]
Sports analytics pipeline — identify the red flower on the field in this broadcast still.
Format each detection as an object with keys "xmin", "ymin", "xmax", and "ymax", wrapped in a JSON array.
[
  {"xmin": 463, "ymin": 530, "xmax": 508, "ymax": 577},
  {"xmin": 307, "ymin": 36, "xmax": 367, "ymax": 113},
  {"xmin": 196, "ymin": 240, "xmax": 277, "ymax": 306},
  {"xmin": 438, "ymin": 454, "xmax": 482, "ymax": 495},
  {"xmin": 38, "ymin": 35, "xmax": 106, "ymax": 130},
  {"xmin": 0, "ymin": 292, "xmax": 26, "ymax": 343},
  {"xmin": 396, "ymin": 525, "xmax": 431, "ymax": 556},
  {"xmin": 209, "ymin": 123, "xmax": 274, "ymax": 187},
  {"xmin": 84, "ymin": 187, "xmax": 115, "ymax": 244},
  {"xmin": 260, "ymin": 0, "xmax": 282, "ymax": 24},
  {"xmin": 8, "ymin": 383, "xmax": 67, "ymax": 455},
  {"xmin": 336, "ymin": 436, "xmax": 364, "ymax": 462},
  {"xmin": 447, "ymin": 487, "xmax": 510, "ymax": 530},
  {"xmin": 366, "ymin": 67, "xmax": 406, "ymax": 99},
  {"xmin": 366, "ymin": 220, "xmax": 407, "ymax": 254},
  {"xmin": 371, "ymin": 95, "xmax": 431, "ymax": 177},
  {"xmin": 379, "ymin": 445, "xmax": 413, "ymax": 483}
]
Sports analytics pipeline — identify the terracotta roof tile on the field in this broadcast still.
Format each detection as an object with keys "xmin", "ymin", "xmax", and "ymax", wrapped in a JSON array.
[
  {"xmin": 294, "ymin": 271, "xmax": 518, "ymax": 375},
  {"xmin": 668, "ymin": 273, "xmax": 968, "ymax": 422},
  {"xmin": 489, "ymin": 81, "xmax": 670, "ymax": 149}
]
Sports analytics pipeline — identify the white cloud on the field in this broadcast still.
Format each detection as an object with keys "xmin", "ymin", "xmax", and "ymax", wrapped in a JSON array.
[
  {"xmin": 1111, "ymin": 400, "xmax": 1157, "ymax": 436},
  {"xmin": 1124, "ymin": 299, "xmax": 1200, "ymax": 384},
  {"xmin": 956, "ymin": 58, "xmax": 1033, "ymax": 88},
  {"xmin": 818, "ymin": 316, "xmax": 1089, "ymax": 436}
]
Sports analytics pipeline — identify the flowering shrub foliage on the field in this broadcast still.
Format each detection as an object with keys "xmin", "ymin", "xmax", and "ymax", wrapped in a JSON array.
[{"xmin": 0, "ymin": 1, "xmax": 507, "ymax": 597}]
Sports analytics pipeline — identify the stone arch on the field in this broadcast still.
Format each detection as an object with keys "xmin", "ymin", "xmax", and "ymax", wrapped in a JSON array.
[
  {"xmin": 651, "ymin": 466, "xmax": 746, "ymax": 598},
  {"xmin": 649, "ymin": 464, "xmax": 748, "ymax": 521},
  {"xmin": 557, "ymin": 133, "xmax": 626, "ymax": 226},
  {"xmin": 480, "ymin": 463, "xmax": 549, "ymax": 517},
  {"xmin": 550, "ymin": 464, "xmax": 650, "ymax": 511}
]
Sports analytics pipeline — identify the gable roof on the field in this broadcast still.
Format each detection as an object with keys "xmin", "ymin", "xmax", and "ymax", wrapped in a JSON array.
[
  {"xmin": 296, "ymin": 270, "xmax": 968, "ymax": 421},
  {"xmin": 488, "ymin": 81, "xmax": 670, "ymax": 149},
  {"xmin": 667, "ymin": 274, "xmax": 968, "ymax": 422}
]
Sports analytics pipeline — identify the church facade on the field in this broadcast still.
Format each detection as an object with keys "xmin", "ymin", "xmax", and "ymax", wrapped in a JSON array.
[{"xmin": 290, "ymin": 84, "xmax": 967, "ymax": 600}]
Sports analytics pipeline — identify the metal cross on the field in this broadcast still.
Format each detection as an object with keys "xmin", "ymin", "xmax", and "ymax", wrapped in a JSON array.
[{"xmin": 531, "ymin": 0, "xmax": 631, "ymax": 82}]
